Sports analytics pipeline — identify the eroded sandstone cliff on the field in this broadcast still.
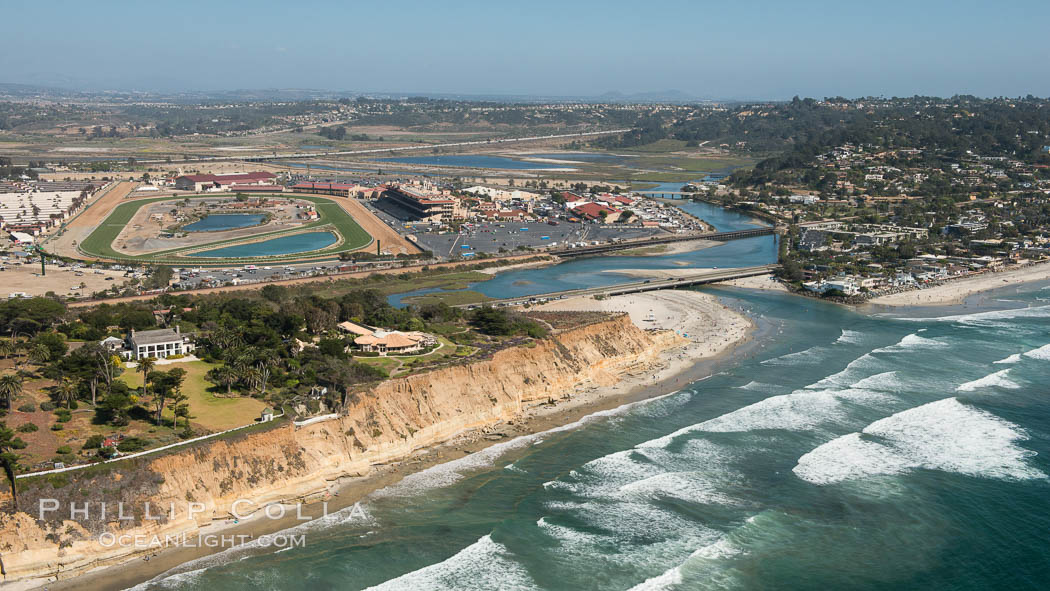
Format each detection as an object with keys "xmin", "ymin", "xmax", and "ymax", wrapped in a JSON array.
[{"xmin": 0, "ymin": 314, "xmax": 679, "ymax": 584}]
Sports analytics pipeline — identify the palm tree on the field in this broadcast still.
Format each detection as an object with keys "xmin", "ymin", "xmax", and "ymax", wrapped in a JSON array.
[
  {"xmin": 0, "ymin": 340, "xmax": 14, "ymax": 361},
  {"xmin": 0, "ymin": 375, "xmax": 23, "ymax": 410},
  {"xmin": 28, "ymin": 344, "xmax": 51, "ymax": 367},
  {"xmin": 138, "ymin": 357, "xmax": 155, "ymax": 398},
  {"xmin": 215, "ymin": 366, "xmax": 237, "ymax": 396},
  {"xmin": 56, "ymin": 377, "xmax": 77, "ymax": 409},
  {"xmin": 242, "ymin": 367, "xmax": 263, "ymax": 394}
]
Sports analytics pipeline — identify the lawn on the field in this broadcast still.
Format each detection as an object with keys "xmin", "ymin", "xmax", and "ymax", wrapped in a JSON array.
[{"xmin": 119, "ymin": 360, "xmax": 267, "ymax": 431}]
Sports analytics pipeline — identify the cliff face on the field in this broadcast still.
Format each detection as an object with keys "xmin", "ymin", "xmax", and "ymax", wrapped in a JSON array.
[{"xmin": 0, "ymin": 315, "xmax": 679, "ymax": 583}]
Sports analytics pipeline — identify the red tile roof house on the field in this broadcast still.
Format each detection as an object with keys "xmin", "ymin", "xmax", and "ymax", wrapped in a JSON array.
[
  {"xmin": 572, "ymin": 202, "xmax": 620, "ymax": 221},
  {"xmin": 174, "ymin": 171, "xmax": 277, "ymax": 192}
]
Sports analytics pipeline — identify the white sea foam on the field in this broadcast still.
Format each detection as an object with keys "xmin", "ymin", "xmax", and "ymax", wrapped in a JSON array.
[
  {"xmin": 956, "ymin": 369, "xmax": 1021, "ymax": 392},
  {"xmin": 900, "ymin": 304, "xmax": 1050, "ymax": 326},
  {"xmin": 371, "ymin": 388, "xmax": 686, "ymax": 498},
  {"xmin": 737, "ymin": 380, "xmax": 780, "ymax": 393},
  {"xmin": 625, "ymin": 537, "xmax": 743, "ymax": 591},
  {"xmin": 642, "ymin": 353, "xmax": 897, "ymax": 448},
  {"xmin": 363, "ymin": 535, "xmax": 536, "ymax": 591},
  {"xmin": 874, "ymin": 333, "xmax": 948, "ymax": 352},
  {"xmin": 834, "ymin": 329, "xmax": 864, "ymax": 345},
  {"xmin": 794, "ymin": 398, "xmax": 1044, "ymax": 485},
  {"xmin": 1023, "ymin": 343, "xmax": 1050, "ymax": 360},
  {"xmin": 994, "ymin": 353, "xmax": 1023, "ymax": 364},
  {"xmin": 618, "ymin": 471, "xmax": 736, "ymax": 506},
  {"xmin": 760, "ymin": 345, "xmax": 827, "ymax": 366}
]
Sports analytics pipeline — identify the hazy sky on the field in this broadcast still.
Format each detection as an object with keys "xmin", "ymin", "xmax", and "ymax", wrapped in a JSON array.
[{"xmin": 5, "ymin": 0, "xmax": 1048, "ymax": 99}]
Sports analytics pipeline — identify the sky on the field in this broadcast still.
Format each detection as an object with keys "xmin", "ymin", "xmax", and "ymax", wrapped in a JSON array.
[{"xmin": 4, "ymin": 0, "xmax": 1049, "ymax": 99}]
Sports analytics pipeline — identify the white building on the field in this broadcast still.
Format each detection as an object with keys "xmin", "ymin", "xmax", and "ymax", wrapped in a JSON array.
[{"xmin": 127, "ymin": 326, "xmax": 195, "ymax": 360}]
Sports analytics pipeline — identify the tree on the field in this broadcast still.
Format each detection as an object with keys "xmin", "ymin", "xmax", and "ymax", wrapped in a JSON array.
[
  {"xmin": 0, "ymin": 374, "xmax": 23, "ymax": 410},
  {"xmin": 0, "ymin": 340, "xmax": 14, "ymax": 360},
  {"xmin": 28, "ymin": 343, "xmax": 52, "ymax": 367},
  {"xmin": 96, "ymin": 383, "xmax": 133, "ymax": 426},
  {"xmin": 138, "ymin": 357, "xmax": 156, "ymax": 399},
  {"xmin": 0, "ymin": 422, "xmax": 27, "ymax": 511},
  {"xmin": 161, "ymin": 367, "xmax": 187, "ymax": 425},
  {"xmin": 208, "ymin": 365, "xmax": 237, "ymax": 396},
  {"xmin": 55, "ymin": 377, "xmax": 77, "ymax": 409}
]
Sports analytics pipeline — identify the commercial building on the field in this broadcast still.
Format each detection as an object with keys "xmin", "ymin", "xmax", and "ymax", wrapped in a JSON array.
[
  {"xmin": 174, "ymin": 172, "xmax": 277, "ymax": 192},
  {"xmin": 380, "ymin": 185, "xmax": 461, "ymax": 223}
]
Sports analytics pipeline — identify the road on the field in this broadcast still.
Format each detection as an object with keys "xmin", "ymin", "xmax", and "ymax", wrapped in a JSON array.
[
  {"xmin": 456, "ymin": 264, "xmax": 780, "ymax": 308},
  {"xmin": 134, "ymin": 129, "xmax": 632, "ymax": 165}
]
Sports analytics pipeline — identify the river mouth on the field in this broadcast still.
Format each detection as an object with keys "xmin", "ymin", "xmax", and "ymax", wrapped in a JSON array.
[{"xmin": 193, "ymin": 231, "xmax": 339, "ymax": 258}]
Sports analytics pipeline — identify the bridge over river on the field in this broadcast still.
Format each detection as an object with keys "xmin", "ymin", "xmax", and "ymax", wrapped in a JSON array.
[
  {"xmin": 454, "ymin": 264, "xmax": 780, "ymax": 308},
  {"xmin": 552, "ymin": 227, "xmax": 776, "ymax": 258}
]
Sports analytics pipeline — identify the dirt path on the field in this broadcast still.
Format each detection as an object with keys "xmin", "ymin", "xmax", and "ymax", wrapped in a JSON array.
[
  {"xmin": 335, "ymin": 198, "xmax": 419, "ymax": 255},
  {"xmin": 44, "ymin": 181, "xmax": 140, "ymax": 258}
]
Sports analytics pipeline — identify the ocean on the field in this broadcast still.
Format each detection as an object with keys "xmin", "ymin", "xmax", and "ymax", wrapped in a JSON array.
[{"xmin": 128, "ymin": 282, "xmax": 1050, "ymax": 590}]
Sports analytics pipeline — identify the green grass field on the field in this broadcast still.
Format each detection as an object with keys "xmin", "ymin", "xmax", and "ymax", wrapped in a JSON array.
[
  {"xmin": 77, "ymin": 194, "xmax": 373, "ymax": 264},
  {"xmin": 119, "ymin": 360, "xmax": 267, "ymax": 431}
]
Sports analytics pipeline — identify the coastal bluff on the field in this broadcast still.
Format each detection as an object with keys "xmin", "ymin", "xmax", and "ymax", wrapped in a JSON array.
[{"xmin": 0, "ymin": 313, "xmax": 681, "ymax": 586}]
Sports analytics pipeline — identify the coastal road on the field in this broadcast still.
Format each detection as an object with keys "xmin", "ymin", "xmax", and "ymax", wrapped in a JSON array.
[{"xmin": 455, "ymin": 264, "xmax": 780, "ymax": 308}]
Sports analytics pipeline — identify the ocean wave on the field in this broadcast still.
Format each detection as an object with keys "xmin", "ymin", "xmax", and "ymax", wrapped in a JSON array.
[
  {"xmin": 737, "ymin": 380, "xmax": 780, "ymax": 393},
  {"xmin": 794, "ymin": 398, "xmax": 1043, "ymax": 485},
  {"xmin": 642, "ymin": 357, "xmax": 901, "ymax": 448},
  {"xmin": 626, "ymin": 536, "xmax": 744, "ymax": 591},
  {"xmin": 371, "ymin": 388, "xmax": 687, "ymax": 498},
  {"xmin": 760, "ymin": 345, "xmax": 827, "ymax": 366},
  {"xmin": 873, "ymin": 333, "xmax": 948, "ymax": 353},
  {"xmin": 834, "ymin": 329, "xmax": 864, "ymax": 345},
  {"xmin": 956, "ymin": 369, "xmax": 1021, "ymax": 392},
  {"xmin": 900, "ymin": 304, "xmax": 1050, "ymax": 326},
  {"xmin": 1023, "ymin": 343, "xmax": 1050, "ymax": 360},
  {"xmin": 362, "ymin": 534, "xmax": 536, "ymax": 591},
  {"xmin": 994, "ymin": 353, "xmax": 1022, "ymax": 364}
]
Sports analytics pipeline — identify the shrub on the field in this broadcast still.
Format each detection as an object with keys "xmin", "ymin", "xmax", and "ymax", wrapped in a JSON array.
[
  {"xmin": 82, "ymin": 434, "xmax": 105, "ymax": 449},
  {"xmin": 56, "ymin": 445, "xmax": 72, "ymax": 455},
  {"xmin": 54, "ymin": 409, "xmax": 72, "ymax": 423},
  {"xmin": 16, "ymin": 422, "xmax": 38, "ymax": 433},
  {"xmin": 39, "ymin": 401, "xmax": 55, "ymax": 411},
  {"xmin": 17, "ymin": 403, "xmax": 36, "ymax": 413},
  {"xmin": 117, "ymin": 437, "xmax": 149, "ymax": 452},
  {"xmin": 50, "ymin": 423, "xmax": 64, "ymax": 431}
]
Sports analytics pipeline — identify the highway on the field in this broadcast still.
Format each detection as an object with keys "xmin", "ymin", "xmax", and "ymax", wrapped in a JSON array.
[
  {"xmin": 455, "ymin": 264, "xmax": 780, "ymax": 308},
  {"xmin": 133, "ymin": 129, "xmax": 632, "ymax": 165}
]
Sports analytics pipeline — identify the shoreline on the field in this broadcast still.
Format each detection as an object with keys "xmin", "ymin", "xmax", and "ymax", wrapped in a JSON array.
[
  {"xmin": 47, "ymin": 290, "xmax": 755, "ymax": 591},
  {"xmin": 865, "ymin": 260, "xmax": 1050, "ymax": 307}
]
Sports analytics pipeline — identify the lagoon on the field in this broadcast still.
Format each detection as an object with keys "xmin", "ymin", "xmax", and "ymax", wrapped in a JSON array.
[
  {"xmin": 375, "ymin": 155, "xmax": 569, "ymax": 170},
  {"xmin": 184, "ymin": 214, "xmax": 266, "ymax": 232}
]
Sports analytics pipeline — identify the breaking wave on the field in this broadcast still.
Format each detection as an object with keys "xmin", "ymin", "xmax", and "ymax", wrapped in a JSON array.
[{"xmin": 794, "ymin": 398, "xmax": 1043, "ymax": 485}]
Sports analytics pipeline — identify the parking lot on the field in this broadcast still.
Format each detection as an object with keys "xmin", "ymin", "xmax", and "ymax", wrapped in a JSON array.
[{"xmin": 411, "ymin": 221, "xmax": 664, "ymax": 257}]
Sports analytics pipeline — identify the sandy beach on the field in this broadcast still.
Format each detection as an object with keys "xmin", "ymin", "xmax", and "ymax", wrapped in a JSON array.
[
  {"xmin": 868, "ymin": 261, "xmax": 1050, "ymax": 306},
  {"xmin": 716, "ymin": 272, "xmax": 790, "ymax": 292},
  {"xmin": 51, "ymin": 289, "xmax": 754, "ymax": 591},
  {"xmin": 534, "ymin": 290, "xmax": 753, "ymax": 368},
  {"xmin": 476, "ymin": 258, "xmax": 556, "ymax": 275}
]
